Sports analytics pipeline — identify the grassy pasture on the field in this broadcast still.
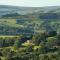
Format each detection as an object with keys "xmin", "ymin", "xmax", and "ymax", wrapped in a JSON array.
[
  {"xmin": 0, "ymin": 18, "xmax": 24, "ymax": 28},
  {"xmin": 0, "ymin": 35, "xmax": 20, "ymax": 39}
]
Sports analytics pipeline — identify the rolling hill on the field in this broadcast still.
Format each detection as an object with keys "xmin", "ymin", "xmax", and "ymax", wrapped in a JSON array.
[
  {"xmin": 0, "ymin": 5, "xmax": 60, "ymax": 35},
  {"xmin": 0, "ymin": 5, "xmax": 60, "ymax": 16}
]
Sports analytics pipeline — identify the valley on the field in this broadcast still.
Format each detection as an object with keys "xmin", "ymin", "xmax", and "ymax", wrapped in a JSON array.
[{"xmin": 0, "ymin": 5, "xmax": 60, "ymax": 60}]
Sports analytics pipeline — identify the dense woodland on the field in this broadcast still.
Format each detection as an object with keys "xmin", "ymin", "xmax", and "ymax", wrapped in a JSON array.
[
  {"xmin": 0, "ymin": 31, "xmax": 59, "ymax": 60},
  {"xmin": 0, "ymin": 16, "xmax": 60, "ymax": 60}
]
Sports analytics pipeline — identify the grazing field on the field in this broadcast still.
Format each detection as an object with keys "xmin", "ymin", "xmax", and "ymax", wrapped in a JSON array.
[{"xmin": 0, "ymin": 19, "xmax": 24, "ymax": 28}]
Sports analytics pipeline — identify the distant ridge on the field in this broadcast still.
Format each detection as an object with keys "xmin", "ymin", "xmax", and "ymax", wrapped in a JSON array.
[{"xmin": 0, "ymin": 5, "xmax": 60, "ymax": 17}]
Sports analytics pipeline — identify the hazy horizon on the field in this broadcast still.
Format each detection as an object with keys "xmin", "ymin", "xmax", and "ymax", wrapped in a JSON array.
[{"xmin": 0, "ymin": 0, "xmax": 60, "ymax": 7}]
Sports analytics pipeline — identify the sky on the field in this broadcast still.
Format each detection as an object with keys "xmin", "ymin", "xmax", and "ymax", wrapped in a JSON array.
[{"xmin": 0, "ymin": 0, "xmax": 60, "ymax": 7}]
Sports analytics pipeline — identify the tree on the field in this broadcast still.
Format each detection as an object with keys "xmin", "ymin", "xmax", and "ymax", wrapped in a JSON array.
[
  {"xmin": 39, "ymin": 54, "xmax": 49, "ymax": 60},
  {"xmin": 26, "ymin": 45, "xmax": 33, "ymax": 52},
  {"xmin": 14, "ymin": 40, "xmax": 22, "ymax": 48},
  {"xmin": 32, "ymin": 32, "xmax": 47, "ymax": 45},
  {"xmin": 37, "ymin": 42, "xmax": 47, "ymax": 54},
  {"xmin": 46, "ymin": 37, "xmax": 58, "ymax": 48}
]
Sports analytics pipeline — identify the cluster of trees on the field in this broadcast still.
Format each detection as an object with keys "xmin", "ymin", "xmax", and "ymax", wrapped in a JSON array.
[
  {"xmin": 0, "ymin": 31, "xmax": 60, "ymax": 60},
  {"xmin": 39, "ymin": 13, "xmax": 60, "ymax": 19}
]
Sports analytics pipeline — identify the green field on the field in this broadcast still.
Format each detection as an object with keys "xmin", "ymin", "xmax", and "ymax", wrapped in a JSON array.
[{"xmin": 0, "ymin": 19, "xmax": 24, "ymax": 28}]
